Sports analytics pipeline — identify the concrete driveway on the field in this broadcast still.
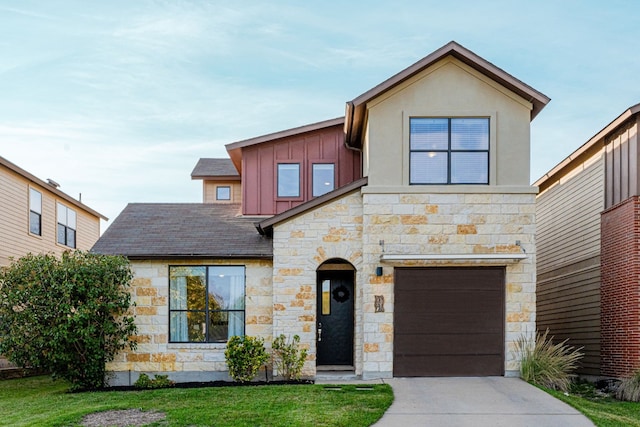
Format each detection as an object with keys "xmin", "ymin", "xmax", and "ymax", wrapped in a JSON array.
[{"xmin": 373, "ymin": 377, "xmax": 594, "ymax": 427}]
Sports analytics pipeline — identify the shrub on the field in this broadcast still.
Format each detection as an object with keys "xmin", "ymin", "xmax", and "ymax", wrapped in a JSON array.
[
  {"xmin": 616, "ymin": 369, "xmax": 640, "ymax": 402},
  {"xmin": 225, "ymin": 335, "xmax": 269, "ymax": 382},
  {"xmin": 134, "ymin": 373, "xmax": 175, "ymax": 389},
  {"xmin": 0, "ymin": 251, "xmax": 137, "ymax": 390},
  {"xmin": 272, "ymin": 334, "xmax": 307, "ymax": 380},
  {"xmin": 515, "ymin": 328, "xmax": 583, "ymax": 392}
]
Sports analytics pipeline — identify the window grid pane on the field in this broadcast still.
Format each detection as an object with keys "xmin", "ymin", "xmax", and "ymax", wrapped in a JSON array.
[
  {"xmin": 410, "ymin": 118, "xmax": 449, "ymax": 150},
  {"xmin": 312, "ymin": 164, "xmax": 335, "ymax": 197},
  {"xmin": 30, "ymin": 189, "xmax": 41, "ymax": 214},
  {"xmin": 451, "ymin": 118, "xmax": 489, "ymax": 150}
]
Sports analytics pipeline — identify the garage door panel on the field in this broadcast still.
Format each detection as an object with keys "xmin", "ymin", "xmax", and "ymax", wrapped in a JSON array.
[
  {"xmin": 395, "ymin": 333, "xmax": 502, "ymax": 354},
  {"xmin": 396, "ymin": 269, "xmax": 504, "ymax": 291},
  {"xmin": 394, "ymin": 354, "xmax": 503, "ymax": 377},
  {"xmin": 395, "ymin": 290, "xmax": 503, "ymax": 313},
  {"xmin": 394, "ymin": 267, "xmax": 505, "ymax": 377},
  {"xmin": 395, "ymin": 313, "xmax": 502, "ymax": 334}
]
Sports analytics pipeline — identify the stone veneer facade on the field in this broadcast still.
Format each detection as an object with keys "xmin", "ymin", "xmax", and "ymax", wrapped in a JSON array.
[
  {"xmin": 108, "ymin": 190, "xmax": 536, "ymax": 383},
  {"xmin": 272, "ymin": 189, "xmax": 537, "ymax": 379},
  {"xmin": 106, "ymin": 258, "xmax": 273, "ymax": 386}
]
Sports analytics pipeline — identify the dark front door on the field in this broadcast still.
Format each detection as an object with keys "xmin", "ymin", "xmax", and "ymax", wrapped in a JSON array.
[{"xmin": 317, "ymin": 271, "xmax": 354, "ymax": 366}]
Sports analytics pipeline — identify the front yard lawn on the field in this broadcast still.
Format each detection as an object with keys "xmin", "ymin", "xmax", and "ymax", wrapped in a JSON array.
[
  {"xmin": 546, "ymin": 383, "xmax": 640, "ymax": 427},
  {"xmin": 0, "ymin": 376, "xmax": 393, "ymax": 427}
]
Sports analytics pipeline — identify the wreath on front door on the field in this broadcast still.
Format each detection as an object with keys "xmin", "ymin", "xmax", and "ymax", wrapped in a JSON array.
[{"xmin": 332, "ymin": 285, "xmax": 350, "ymax": 303}]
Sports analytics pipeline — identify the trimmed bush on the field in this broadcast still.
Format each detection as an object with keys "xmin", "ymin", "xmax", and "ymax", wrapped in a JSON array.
[
  {"xmin": 616, "ymin": 369, "xmax": 640, "ymax": 402},
  {"xmin": 0, "ymin": 251, "xmax": 137, "ymax": 390},
  {"xmin": 225, "ymin": 335, "xmax": 269, "ymax": 382},
  {"xmin": 272, "ymin": 334, "xmax": 307, "ymax": 380},
  {"xmin": 515, "ymin": 329, "xmax": 583, "ymax": 392},
  {"xmin": 134, "ymin": 373, "xmax": 175, "ymax": 389}
]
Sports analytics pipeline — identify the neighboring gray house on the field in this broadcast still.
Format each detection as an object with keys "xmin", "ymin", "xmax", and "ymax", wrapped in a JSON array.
[{"xmin": 536, "ymin": 103, "xmax": 640, "ymax": 379}]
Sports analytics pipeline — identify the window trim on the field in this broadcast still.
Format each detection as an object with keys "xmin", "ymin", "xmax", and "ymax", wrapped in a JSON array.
[
  {"xmin": 168, "ymin": 265, "xmax": 246, "ymax": 344},
  {"xmin": 216, "ymin": 186, "xmax": 231, "ymax": 201},
  {"xmin": 276, "ymin": 162, "xmax": 303, "ymax": 200},
  {"xmin": 403, "ymin": 111, "xmax": 496, "ymax": 186},
  {"xmin": 56, "ymin": 202, "xmax": 77, "ymax": 248},
  {"xmin": 29, "ymin": 187, "xmax": 42, "ymax": 236}
]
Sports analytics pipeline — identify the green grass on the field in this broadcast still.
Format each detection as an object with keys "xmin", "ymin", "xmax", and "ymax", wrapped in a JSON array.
[
  {"xmin": 544, "ymin": 383, "xmax": 640, "ymax": 427},
  {"xmin": 0, "ymin": 376, "xmax": 393, "ymax": 427}
]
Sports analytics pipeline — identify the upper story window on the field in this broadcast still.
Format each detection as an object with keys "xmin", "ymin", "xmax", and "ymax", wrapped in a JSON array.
[
  {"xmin": 277, "ymin": 163, "xmax": 300, "ymax": 198},
  {"xmin": 410, "ymin": 118, "xmax": 489, "ymax": 184},
  {"xmin": 312, "ymin": 164, "xmax": 335, "ymax": 196},
  {"xmin": 216, "ymin": 186, "xmax": 231, "ymax": 201},
  {"xmin": 29, "ymin": 188, "xmax": 42, "ymax": 236},
  {"xmin": 57, "ymin": 203, "xmax": 76, "ymax": 248},
  {"xmin": 169, "ymin": 265, "xmax": 245, "ymax": 343}
]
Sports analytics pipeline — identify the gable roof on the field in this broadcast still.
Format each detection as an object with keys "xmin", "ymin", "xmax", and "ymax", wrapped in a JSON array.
[
  {"xmin": 256, "ymin": 177, "xmax": 368, "ymax": 236},
  {"xmin": 0, "ymin": 155, "xmax": 107, "ymax": 220},
  {"xmin": 534, "ymin": 102, "xmax": 640, "ymax": 192},
  {"xmin": 344, "ymin": 41, "xmax": 551, "ymax": 149},
  {"xmin": 225, "ymin": 117, "xmax": 345, "ymax": 173},
  {"xmin": 92, "ymin": 203, "xmax": 272, "ymax": 259},
  {"xmin": 191, "ymin": 158, "xmax": 239, "ymax": 180}
]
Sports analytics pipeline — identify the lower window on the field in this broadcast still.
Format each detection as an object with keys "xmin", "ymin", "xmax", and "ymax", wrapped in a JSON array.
[{"xmin": 169, "ymin": 265, "xmax": 245, "ymax": 343}]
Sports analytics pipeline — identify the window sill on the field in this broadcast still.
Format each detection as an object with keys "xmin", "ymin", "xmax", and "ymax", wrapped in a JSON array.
[{"xmin": 167, "ymin": 343, "xmax": 227, "ymax": 350}]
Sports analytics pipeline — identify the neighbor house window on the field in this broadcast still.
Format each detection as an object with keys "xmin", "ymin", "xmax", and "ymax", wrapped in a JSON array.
[
  {"xmin": 277, "ymin": 163, "xmax": 300, "ymax": 197},
  {"xmin": 56, "ymin": 203, "xmax": 76, "ymax": 248},
  {"xmin": 312, "ymin": 164, "xmax": 335, "ymax": 196},
  {"xmin": 169, "ymin": 266, "xmax": 245, "ymax": 343},
  {"xmin": 29, "ymin": 188, "xmax": 42, "ymax": 236},
  {"xmin": 410, "ymin": 118, "xmax": 489, "ymax": 184},
  {"xmin": 216, "ymin": 186, "xmax": 231, "ymax": 200}
]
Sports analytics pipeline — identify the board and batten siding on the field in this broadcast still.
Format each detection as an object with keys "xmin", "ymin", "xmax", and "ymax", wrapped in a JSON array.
[
  {"xmin": 536, "ymin": 153, "xmax": 604, "ymax": 376},
  {"xmin": 0, "ymin": 165, "xmax": 101, "ymax": 267}
]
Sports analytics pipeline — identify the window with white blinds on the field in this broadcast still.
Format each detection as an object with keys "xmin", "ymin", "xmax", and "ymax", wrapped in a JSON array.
[{"xmin": 410, "ymin": 118, "xmax": 489, "ymax": 184}]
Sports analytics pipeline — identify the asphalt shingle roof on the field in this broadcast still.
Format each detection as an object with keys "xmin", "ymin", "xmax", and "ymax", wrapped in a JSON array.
[
  {"xmin": 191, "ymin": 158, "xmax": 239, "ymax": 178},
  {"xmin": 92, "ymin": 203, "xmax": 272, "ymax": 259}
]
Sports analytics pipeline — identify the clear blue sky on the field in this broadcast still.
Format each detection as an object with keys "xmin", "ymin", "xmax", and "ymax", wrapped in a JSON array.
[{"xmin": 2, "ymin": 1, "xmax": 639, "ymax": 231}]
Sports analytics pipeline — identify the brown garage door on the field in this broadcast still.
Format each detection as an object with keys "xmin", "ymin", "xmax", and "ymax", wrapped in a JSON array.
[{"xmin": 394, "ymin": 267, "xmax": 504, "ymax": 376}]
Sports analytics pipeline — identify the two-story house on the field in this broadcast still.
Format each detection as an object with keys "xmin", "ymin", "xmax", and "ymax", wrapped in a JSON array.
[
  {"xmin": 0, "ymin": 155, "xmax": 106, "ymax": 267},
  {"xmin": 93, "ymin": 41, "xmax": 549, "ymax": 385}
]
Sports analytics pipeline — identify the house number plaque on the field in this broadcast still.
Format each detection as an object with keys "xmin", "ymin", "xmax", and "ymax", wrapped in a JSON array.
[{"xmin": 374, "ymin": 295, "xmax": 384, "ymax": 313}]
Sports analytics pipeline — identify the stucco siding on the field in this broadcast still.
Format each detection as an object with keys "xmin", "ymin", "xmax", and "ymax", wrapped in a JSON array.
[{"xmin": 365, "ymin": 58, "xmax": 532, "ymax": 188}]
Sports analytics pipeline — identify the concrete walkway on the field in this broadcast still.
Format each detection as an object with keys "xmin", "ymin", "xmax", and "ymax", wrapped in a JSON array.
[
  {"xmin": 316, "ymin": 376, "xmax": 594, "ymax": 426},
  {"xmin": 373, "ymin": 377, "xmax": 594, "ymax": 427}
]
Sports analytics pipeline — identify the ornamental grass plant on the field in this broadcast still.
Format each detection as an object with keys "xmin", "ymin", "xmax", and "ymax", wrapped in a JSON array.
[
  {"xmin": 515, "ymin": 328, "xmax": 583, "ymax": 392},
  {"xmin": 616, "ymin": 369, "xmax": 640, "ymax": 402}
]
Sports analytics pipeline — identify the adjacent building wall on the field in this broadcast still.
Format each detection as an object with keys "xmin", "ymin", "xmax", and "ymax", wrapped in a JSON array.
[
  {"xmin": 0, "ymin": 165, "xmax": 101, "ymax": 267},
  {"xmin": 601, "ymin": 196, "xmax": 640, "ymax": 378},
  {"xmin": 106, "ymin": 258, "xmax": 273, "ymax": 386},
  {"xmin": 536, "ymin": 154, "xmax": 604, "ymax": 375}
]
